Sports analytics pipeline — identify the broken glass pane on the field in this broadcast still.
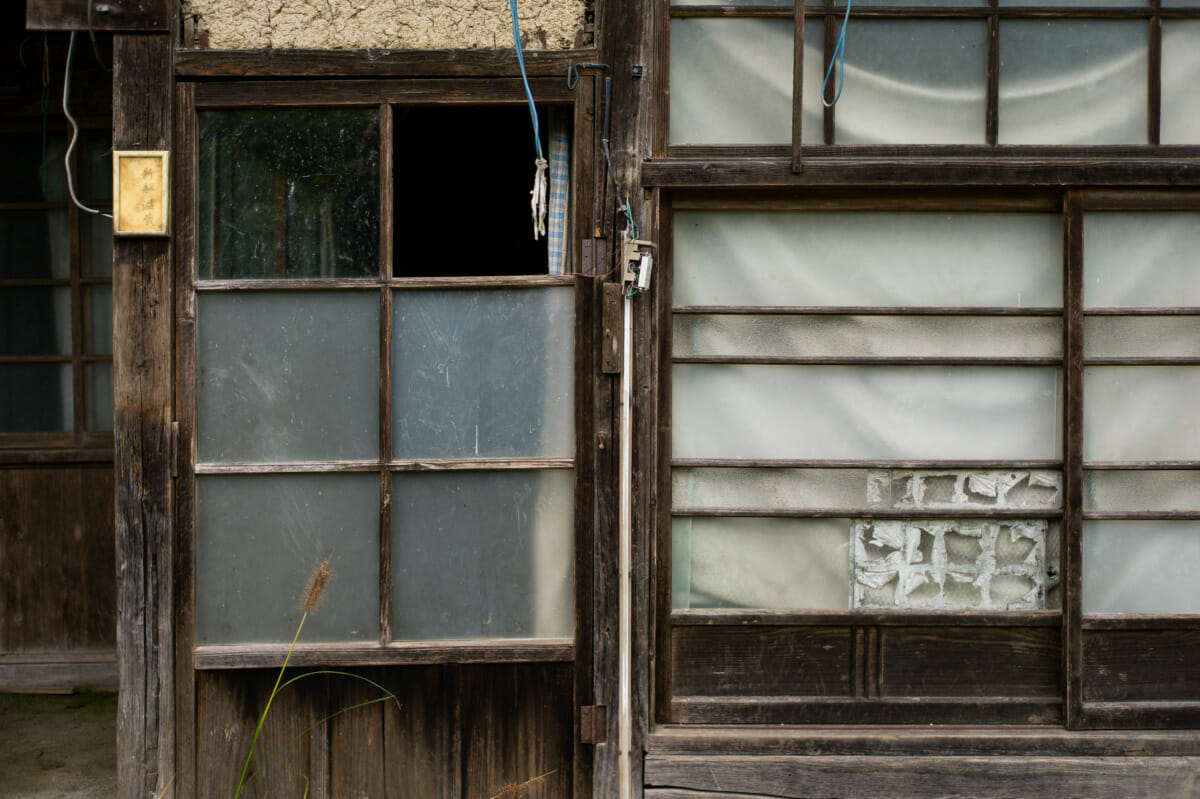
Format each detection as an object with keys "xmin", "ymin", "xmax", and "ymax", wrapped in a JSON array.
[
  {"xmin": 196, "ymin": 473, "xmax": 380, "ymax": 644},
  {"xmin": 674, "ymin": 364, "xmax": 1061, "ymax": 460},
  {"xmin": 1085, "ymin": 470, "xmax": 1200, "ymax": 513},
  {"xmin": 1084, "ymin": 521, "xmax": 1200, "ymax": 613},
  {"xmin": 392, "ymin": 287, "xmax": 574, "ymax": 459},
  {"xmin": 673, "ymin": 211, "xmax": 1061, "ymax": 308},
  {"xmin": 1084, "ymin": 213, "xmax": 1200, "ymax": 308},
  {"xmin": 391, "ymin": 470, "xmax": 574, "ymax": 639},
  {"xmin": 673, "ymin": 517, "xmax": 851, "ymax": 610},
  {"xmin": 197, "ymin": 292, "xmax": 379, "ymax": 463},
  {"xmin": 674, "ymin": 314, "xmax": 1062, "ymax": 359},
  {"xmin": 998, "ymin": 22, "xmax": 1148, "ymax": 144},
  {"xmin": 835, "ymin": 20, "xmax": 987, "ymax": 145},
  {"xmin": 198, "ymin": 108, "xmax": 379, "ymax": 279},
  {"xmin": 1162, "ymin": 22, "xmax": 1200, "ymax": 144},
  {"xmin": 1084, "ymin": 366, "xmax": 1200, "ymax": 461}
]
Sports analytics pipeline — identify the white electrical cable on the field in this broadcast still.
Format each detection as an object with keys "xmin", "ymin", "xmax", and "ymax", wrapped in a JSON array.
[
  {"xmin": 63, "ymin": 32, "xmax": 111, "ymax": 219},
  {"xmin": 618, "ymin": 292, "xmax": 633, "ymax": 799}
]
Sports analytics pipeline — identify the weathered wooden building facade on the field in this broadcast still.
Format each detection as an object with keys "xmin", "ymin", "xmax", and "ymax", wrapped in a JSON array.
[{"xmin": 16, "ymin": 0, "xmax": 1200, "ymax": 796}]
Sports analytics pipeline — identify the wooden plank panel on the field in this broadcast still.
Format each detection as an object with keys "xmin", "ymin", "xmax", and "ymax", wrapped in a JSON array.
[
  {"xmin": 175, "ymin": 48, "xmax": 591, "ymax": 78},
  {"xmin": 0, "ymin": 467, "xmax": 115, "ymax": 654},
  {"xmin": 380, "ymin": 666, "xmax": 455, "ymax": 799},
  {"xmin": 461, "ymin": 662, "xmax": 574, "ymax": 799},
  {"xmin": 879, "ymin": 626, "xmax": 1061, "ymax": 699},
  {"xmin": 1083, "ymin": 630, "xmax": 1200, "ymax": 702},
  {"xmin": 671, "ymin": 627, "xmax": 853, "ymax": 698},
  {"xmin": 330, "ymin": 668, "xmax": 385, "ymax": 799},
  {"xmin": 644, "ymin": 754, "xmax": 1200, "ymax": 799},
  {"xmin": 669, "ymin": 697, "xmax": 1060, "ymax": 725}
]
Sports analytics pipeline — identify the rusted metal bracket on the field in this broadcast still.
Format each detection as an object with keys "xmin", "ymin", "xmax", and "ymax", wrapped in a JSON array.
[{"xmin": 580, "ymin": 705, "xmax": 608, "ymax": 744}]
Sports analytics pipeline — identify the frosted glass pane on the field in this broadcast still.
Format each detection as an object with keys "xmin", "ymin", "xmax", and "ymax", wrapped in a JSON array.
[
  {"xmin": 835, "ymin": 21, "xmax": 986, "ymax": 144},
  {"xmin": 674, "ymin": 364, "xmax": 1061, "ymax": 460},
  {"xmin": 673, "ymin": 0, "xmax": 790, "ymax": 5},
  {"xmin": 673, "ymin": 517, "xmax": 851, "ymax": 609},
  {"xmin": 0, "ymin": 364, "xmax": 72, "ymax": 432},
  {"xmin": 674, "ymin": 315, "xmax": 1061, "ymax": 358},
  {"xmin": 392, "ymin": 470, "xmax": 573, "ymax": 639},
  {"xmin": 675, "ymin": 468, "xmax": 1062, "ymax": 511},
  {"xmin": 674, "ymin": 211, "xmax": 1061, "ymax": 307},
  {"xmin": 0, "ymin": 287, "xmax": 71, "ymax": 355},
  {"xmin": 1085, "ymin": 470, "xmax": 1200, "ymax": 512},
  {"xmin": 1084, "ymin": 521, "xmax": 1200, "ymax": 613},
  {"xmin": 198, "ymin": 292, "xmax": 379, "ymax": 462},
  {"xmin": 0, "ymin": 211, "xmax": 70, "ymax": 279},
  {"xmin": 1162, "ymin": 22, "xmax": 1200, "ymax": 144},
  {"xmin": 197, "ymin": 474, "xmax": 380, "ymax": 644},
  {"xmin": 670, "ymin": 19, "xmax": 803, "ymax": 144},
  {"xmin": 86, "ymin": 286, "xmax": 113, "ymax": 356},
  {"xmin": 999, "ymin": 22, "xmax": 1148, "ymax": 145},
  {"xmin": 198, "ymin": 108, "xmax": 379, "ymax": 279},
  {"xmin": 1084, "ymin": 367, "xmax": 1200, "ymax": 461},
  {"xmin": 86, "ymin": 362, "xmax": 113, "ymax": 433},
  {"xmin": 1084, "ymin": 213, "xmax": 1200, "ymax": 308},
  {"xmin": 1085, "ymin": 317, "xmax": 1200, "ymax": 358},
  {"xmin": 392, "ymin": 288, "xmax": 574, "ymax": 458},
  {"xmin": 0, "ymin": 132, "xmax": 66, "ymax": 202}
]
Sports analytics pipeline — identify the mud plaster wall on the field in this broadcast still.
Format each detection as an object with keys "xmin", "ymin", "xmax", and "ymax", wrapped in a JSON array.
[{"xmin": 182, "ymin": 0, "xmax": 586, "ymax": 51}]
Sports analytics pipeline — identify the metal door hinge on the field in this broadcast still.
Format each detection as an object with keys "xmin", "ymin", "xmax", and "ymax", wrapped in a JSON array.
[
  {"xmin": 170, "ymin": 421, "xmax": 180, "ymax": 478},
  {"xmin": 580, "ymin": 705, "xmax": 607, "ymax": 744}
]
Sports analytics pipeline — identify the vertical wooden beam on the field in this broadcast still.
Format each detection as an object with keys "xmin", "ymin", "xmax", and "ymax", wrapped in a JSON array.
[
  {"xmin": 113, "ymin": 31, "xmax": 175, "ymax": 799},
  {"xmin": 1148, "ymin": 9, "xmax": 1162, "ymax": 146},
  {"xmin": 1063, "ymin": 190, "xmax": 1084, "ymax": 729},
  {"xmin": 823, "ymin": 2, "xmax": 836, "ymax": 145},
  {"xmin": 986, "ymin": 0, "xmax": 1000, "ymax": 147},
  {"xmin": 792, "ymin": 4, "xmax": 805, "ymax": 173}
]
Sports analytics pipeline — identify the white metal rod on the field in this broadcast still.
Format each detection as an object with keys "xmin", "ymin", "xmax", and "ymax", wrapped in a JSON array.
[{"xmin": 618, "ymin": 293, "xmax": 634, "ymax": 799}]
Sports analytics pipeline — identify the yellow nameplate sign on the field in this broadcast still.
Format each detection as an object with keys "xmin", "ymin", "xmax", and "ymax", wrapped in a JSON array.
[{"xmin": 113, "ymin": 151, "xmax": 170, "ymax": 237}]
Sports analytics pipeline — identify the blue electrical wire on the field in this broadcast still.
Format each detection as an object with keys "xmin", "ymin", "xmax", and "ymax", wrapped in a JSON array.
[
  {"xmin": 510, "ymin": 0, "xmax": 544, "ymax": 160},
  {"xmin": 820, "ymin": 0, "xmax": 852, "ymax": 108}
]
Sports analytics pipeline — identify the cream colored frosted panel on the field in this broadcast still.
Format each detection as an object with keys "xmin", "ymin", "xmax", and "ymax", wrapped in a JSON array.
[
  {"xmin": 673, "ymin": 517, "xmax": 851, "ymax": 609},
  {"xmin": 197, "ymin": 473, "xmax": 380, "ymax": 644},
  {"xmin": 1085, "ymin": 470, "xmax": 1200, "ymax": 512},
  {"xmin": 1084, "ymin": 367, "xmax": 1200, "ymax": 461},
  {"xmin": 1085, "ymin": 317, "xmax": 1200, "ymax": 358},
  {"xmin": 836, "ymin": 21, "xmax": 986, "ymax": 144},
  {"xmin": 674, "ymin": 315, "xmax": 1062, "ymax": 358},
  {"xmin": 1162, "ymin": 22, "xmax": 1200, "ymax": 144},
  {"xmin": 998, "ymin": 22, "xmax": 1148, "ymax": 145},
  {"xmin": 674, "ymin": 468, "xmax": 1062, "ymax": 511},
  {"xmin": 673, "ymin": 211, "xmax": 1061, "ymax": 307},
  {"xmin": 1084, "ymin": 213, "xmax": 1200, "ymax": 308},
  {"xmin": 670, "ymin": 19, "xmax": 806, "ymax": 144},
  {"xmin": 1084, "ymin": 521, "xmax": 1200, "ymax": 613},
  {"xmin": 674, "ymin": 364, "xmax": 1061, "ymax": 460}
]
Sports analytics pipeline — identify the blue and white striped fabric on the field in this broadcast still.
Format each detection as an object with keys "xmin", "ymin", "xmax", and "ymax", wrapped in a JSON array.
[{"xmin": 547, "ymin": 108, "xmax": 571, "ymax": 274}]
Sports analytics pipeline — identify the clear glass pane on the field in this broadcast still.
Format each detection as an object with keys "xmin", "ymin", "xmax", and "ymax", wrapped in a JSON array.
[
  {"xmin": 673, "ymin": 517, "xmax": 852, "ymax": 609},
  {"xmin": 79, "ymin": 129, "xmax": 112, "ymax": 204},
  {"xmin": 854, "ymin": 519, "xmax": 1053, "ymax": 610},
  {"xmin": 674, "ymin": 364, "xmax": 1062, "ymax": 460},
  {"xmin": 670, "ymin": 19, "xmax": 798, "ymax": 144},
  {"xmin": 835, "ymin": 21, "xmax": 987, "ymax": 145},
  {"xmin": 1085, "ymin": 366, "xmax": 1200, "ymax": 461},
  {"xmin": 0, "ymin": 132, "xmax": 66, "ymax": 202},
  {"xmin": 674, "ymin": 468, "xmax": 1062, "ymax": 511},
  {"xmin": 198, "ymin": 108, "xmax": 379, "ymax": 279},
  {"xmin": 1084, "ymin": 212, "xmax": 1200, "ymax": 308},
  {"xmin": 392, "ymin": 288, "xmax": 574, "ymax": 459},
  {"xmin": 674, "ymin": 314, "xmax": 1062, "ymax": 358},
  {"xmin": 86, "ymin": 362, "xmax": 113, "ymax": 433},
  {"xmin": 673, "ymin": 211, "xmax": 1062, "ymax": 307},
  {"xmin": 197, "ymin": 473, "xmax": 380, "ymax": 644},
  {"xmin": 1084, "ymin": 521, "xmax": 1200, "ymax": 613},
  {"xmin": 1085, "ymin": 316, "xmax": 1200, "ymax": 358},
  {"xmin": 82, "ymin": 213, "xmax": 113, "ymax": 278},
  {"xmin": 0, "ymin": 211, "xmax": 70, "ymax": 279},
  {"xmin": 1085, "ymin": 470, "xmax": 1200, "ymax": 512},
  {"xmin": 0, "ymin": 287, "xmax": 72, "ymax": 355},
  {"xmin": 0, "ymin": 363, "xmax": 73, "ymax": 432},
  {"xmin": 197, "ymin": 292, "xmax": 379, "ymax": 463},
  {"xmin": 999, "ymin": 22, "xmax": 1148, "ymax": 145},
  {"xmin": 86, "ymin": 286, "xmax": 113, "ymax": 356},
  {"xmin": 391, "ymin": 470, "xmax": 574, "ymax": 639},
  {"xmin": 1162, "ymin": 22, "xmax": 1200, "ymax": 144}
]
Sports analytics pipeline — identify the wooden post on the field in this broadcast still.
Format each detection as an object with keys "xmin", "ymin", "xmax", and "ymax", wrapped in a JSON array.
[{"xmin": 113, "ymin": 32, "xmax": 175, "ymax": 799}]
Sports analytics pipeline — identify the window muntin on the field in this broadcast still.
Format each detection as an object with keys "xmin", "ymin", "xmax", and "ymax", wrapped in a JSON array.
[{"xmin": 191, "ymin": 105, "xmax": 577, "ymax": 652}]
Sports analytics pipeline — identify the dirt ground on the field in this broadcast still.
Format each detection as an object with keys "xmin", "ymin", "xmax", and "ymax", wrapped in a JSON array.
[{"xmin": 0, "ymin": 693, "xmax": 117, "ymax": 799}]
